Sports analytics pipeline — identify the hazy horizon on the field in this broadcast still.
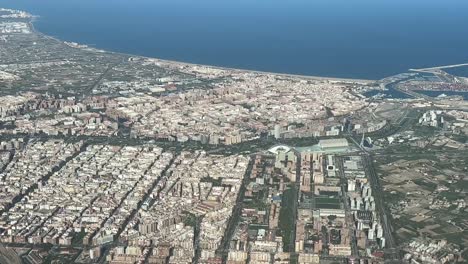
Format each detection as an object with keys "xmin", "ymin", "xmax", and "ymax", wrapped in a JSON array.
[{"xmin": 1, "ymin": 0, "xmax": 468, "ymax": 79}]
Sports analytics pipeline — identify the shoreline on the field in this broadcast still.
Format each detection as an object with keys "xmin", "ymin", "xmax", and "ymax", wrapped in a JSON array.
[
  {"xmin": 127, "ymin": 54, "xmax": 377, "ymax": 83},
  {"xmin": 25, "ymin": 14, "xmax": 376, "ymax": 84}
]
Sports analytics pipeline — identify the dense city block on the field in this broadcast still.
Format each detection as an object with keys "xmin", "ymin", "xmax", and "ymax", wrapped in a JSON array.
[{"xmin": 0, "ymin": 8, "xmax": 467, "ymax": 264}]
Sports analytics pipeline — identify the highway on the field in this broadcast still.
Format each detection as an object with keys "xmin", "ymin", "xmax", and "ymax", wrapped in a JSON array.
[
  {"xmin": 290, "ymin": 150, "xmax": 302, "ymax": 255},
  {"xmin": 362, "ymin": 154, "xmax": 401, "ymax": 261},
  {"xmin": 346, "ymin": 136, "xmax": 402, "ymax": 261},
  {"xmin": 335, "ymin": 156, "xmax": 359, "ymax": 257}
]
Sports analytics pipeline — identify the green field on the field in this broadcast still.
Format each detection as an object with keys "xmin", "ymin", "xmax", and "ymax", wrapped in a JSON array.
[
  {"xmin": 412, "ymin": 178, "xmax": 437, "ymax": 192},
  {"xmin": 279, "ymin": 187, "xmax": 297, "ymax": 252},
  {"xmin": 315, "ymin": 196, "xmax": 342, "ymax": 209},
  {"xmin": 438, "ymin": 191, "xmax": 464, "ymax": 201}
]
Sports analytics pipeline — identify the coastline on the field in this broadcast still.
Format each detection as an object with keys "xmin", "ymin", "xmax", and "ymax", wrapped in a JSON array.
[{"xmin": 25, "ymin": 14, "xmax": 375, "ymax": 84}]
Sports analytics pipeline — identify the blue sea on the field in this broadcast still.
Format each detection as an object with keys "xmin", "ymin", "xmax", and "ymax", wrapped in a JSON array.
[
  {"xmin": 1, "ymin": 0, "xmax": 468, "ymax": 79},
  {"xmin": 445, "ymin": 66, "xmax": 468, "ymax": 78}
]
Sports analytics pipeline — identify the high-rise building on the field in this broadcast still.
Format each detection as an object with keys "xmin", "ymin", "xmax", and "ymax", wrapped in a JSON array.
[
  {"xmin": 274, "ymin": 125, "xmax": 281, "ymax": 139},
  {"xmin": 347, "ymin": 180, "xmax": 356, "ymax": 192},
  {"xmin": 380, "ymin": 237, "xmax": 386, "ymax": 248},
  {"xmin": 368, "ymin": 229, "xmax": 375, "ymax": 240},
  {"xmin": 377, "ymin": 225, "xmax": 384, "ymax": 238}
]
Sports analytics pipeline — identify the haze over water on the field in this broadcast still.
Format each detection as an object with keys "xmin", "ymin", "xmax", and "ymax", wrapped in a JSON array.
[{"xmin": 1, "ymin": 0, "xmax": 468, "ymax": 79}]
